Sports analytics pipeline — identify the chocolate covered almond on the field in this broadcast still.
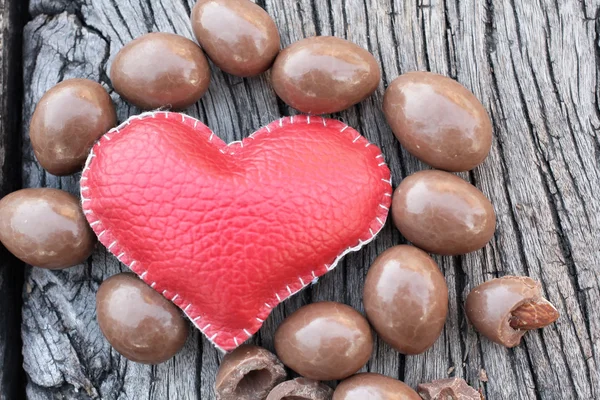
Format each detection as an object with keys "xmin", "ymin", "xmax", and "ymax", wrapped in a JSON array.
[
  {"xmin": 333, "ymin": 373, "xmax": 420, "ymax": 400},
  {"xmin": 192, "ymin": 0, "xmax": 280, "ymax": 77},
  {"xmin": 364, "ymin": 245, "xmax": 448, "ymax": 354},
  {"xmin": 392, "ymin": 170, "xmax": 496, "ymax": 255},
  {"xmin": 465, "ymin": 276, "xmax": 559, "ymax": 347},
  {"xmin": 30, "ymin": 79, "xmax": 116, "ymax": 176},
  {"xmin": 384, "ymin": 71, "xmax": 492, "ymax": 172},
  {"xmin": 96, "ymin": 273, "xmax": 189, "ymax": 364},
  {"xmin": 271, "ymin": 36, "xmax": 380, "ymax": 114},
  {"xmin": 0, "ymin": 188, "xmax": 95, "ymax": 269},
  {"xmin": 111, "ymin": 32, "xmax": 210, "ymax": 110},
  {"xmin": 274, "ymin": 302, "xmax": 373, "ymax": 381}
]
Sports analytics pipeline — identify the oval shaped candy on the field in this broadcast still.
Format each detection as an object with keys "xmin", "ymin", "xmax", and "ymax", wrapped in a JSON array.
[
  {"xmin": 110, "ymin": 32, "xmax": 210, "ymax": 110},
  {"xmin": 192, "ymin": 0, "xmax": 280, "ymax": 77},
  {"xmin": 364, "ymin": 245, "xmax": 448, "ymax": 354},
  {"xmin": 274, "ymin": 302, "xmax": 373, "ymax": 381},
  {"xmin": 392, "ymin": 170, "xmax": 496, "ymax": 255},
  {"xmin": 96, "ymin": 273, "xmax": 189, "ymax": 364},
  {"xmin": 383, "ymin": 71, "xmax": 492, "ymax": 172},
  {"xmin": 30, "ymin": 79, "xmax": 116, "ymax": 176},
  {"xmin": 271, "ymin": 36, "xmax": 380, "ymax": 114},
  {"xmin": 333, "ymin": 373, "xmax": 421, "ymax": 400},
  {"xmin": 0, "ymin": 188, "xmax": 96, "ymax": 269}
]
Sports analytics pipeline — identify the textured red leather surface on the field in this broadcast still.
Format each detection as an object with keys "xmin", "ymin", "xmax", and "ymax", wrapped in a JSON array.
[{"xmin": 81, "ymin": 112, "xmax": 392, "ymax": 351}]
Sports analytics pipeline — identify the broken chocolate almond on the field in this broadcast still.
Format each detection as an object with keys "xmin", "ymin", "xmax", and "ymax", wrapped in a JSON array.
[{"xmin": 215, "ymin": 345, "xmax": 287, "ymax": 400}]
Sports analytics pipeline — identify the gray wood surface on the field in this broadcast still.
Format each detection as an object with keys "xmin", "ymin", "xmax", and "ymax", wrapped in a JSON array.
[
  {"xmin": 0, "ymin": 0, "xmax": 24, "ymax": 398},
  {"xmin": 18, "ymin": 0, "xmax": 600, "ymax": 399}
]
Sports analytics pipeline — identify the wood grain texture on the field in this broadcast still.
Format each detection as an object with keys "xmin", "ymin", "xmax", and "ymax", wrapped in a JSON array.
[
  {"xmin": 19, "ymin": 0, "xmax": 599, "ymax": 399},
  {"xmin": 0, "ymin": 0, "xmax": 24, "ymax": 398}
]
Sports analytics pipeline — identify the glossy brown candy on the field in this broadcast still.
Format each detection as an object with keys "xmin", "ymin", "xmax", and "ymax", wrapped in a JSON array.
[
  {"xmin": 29, "ymin": 79, "xmax": 116, "ymax": 176},
  {"xmin": 215, "ymin": 345, "xmax": 287, "ymax": 400},
  {"xmin": 267, "ymin": 378, "xmax": 333, "ymax": 400},
  {"xmin": 0, "ymin": 188, "xmax": 96, "ymax": 269},
  {"xmin": 271, "ymin": 36, "xmax": 381, "ymax": 114},
  {"xmin": 465, "ymin": 276, "xmax": 559, "ymax": 348},
  {"xmin": 333, "ymin": 373, "xmax": 421, "ymax": 400},
  {"xmin": 110, "ymin": 32, "xmax": 210, "ymax": 110},
  {"xmin": 363, "ymin": 245, "xmax": 448, "ymax": 355},
  {"xmin": 191, "ymin": 0, "xmax": 280, "ymax": 77},
  {"xmin": 383, "ymin": 72, "xmax": 492, "ymax": 172},
  {"xmin": 392, "ymin": 170, "xmax": 496, "ymax": 255},
  {"xmin": 96, "ymin": 273, "xmax": 189, "ymax": 364},
  {"xmin": 274, "ymin": 302, "xmax": 373, "ymax": 381}
]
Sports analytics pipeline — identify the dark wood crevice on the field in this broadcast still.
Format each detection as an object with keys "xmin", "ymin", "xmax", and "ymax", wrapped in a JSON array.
[{"xmin": 0, "ymin": 0, "xmax": 26, "ymax": 398}]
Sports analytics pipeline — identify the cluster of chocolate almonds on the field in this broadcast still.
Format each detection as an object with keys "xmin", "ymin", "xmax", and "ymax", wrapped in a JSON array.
[
  {"xmin": 106, "ymin": 0, "xmax": 381, "ymax": 116},
  {"xmin": 385, "ymin": 74, "xmax": 496, "ymax": 256},
  {"xmin": 214, "ymin": 335, "xmax": 423, "ymax": 400},
  {"xmin": 0, "ymin": 78, "xmax": 117, "ymax": 270},
  {"xmin": 215, "ymin": 318, "xmax": 486, "ymax": 399},
  {"xmin": 378, "ymin": 71, "xmax": 559, "ymax": 351},
  {"xmin": 0, "ymin": 0, "xmax": 563, "ymax": 396},
  {"xmin": 0, "ymin": 76, "xmax": 116, "ymax": 272},
  {"xmin": 0, "ymin": 0, "xmax": 384, "ymax": 367}
]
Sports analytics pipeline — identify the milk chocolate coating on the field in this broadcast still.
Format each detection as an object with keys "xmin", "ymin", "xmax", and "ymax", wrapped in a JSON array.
[
  {"xmin": 417, "ymin": 377, "xmax": 482, "ymax": 400},
  {"xmin": 96, "ymin": 273, "xmax": 189, "ymax": 364},
  {"xmin": 363, "ymin": 245, "xmax": 448, "ymax": 355},
  {"xmin": 192, "ymin": 0, "xmax": 280, "ymax": 77},
  {"xmin": 271, "ymin": 36, "xmax": 381, "ymax": 114},
  {"xmin": 392, "ymin": 170, "xmax": 496, "ymax": 255},
  {"xmin": 30, "ymin": 79, "xmax": 116, "ymax": 176},
  {"xmin": 465, "ymin": 276, "xmax": 558, "ymax": 348},
  {"xmin": 333, "ymin": 373, "xmax": 421, "ymax": 400},
  {"xmin": 0, "ymin": 188, "xmax": 95, "ymax": 269},
  {"xmin": 267, "ymin": 378, "xmax": 333, "ymax": 400},
  {"xmin": 216, "ymin": 345, "xmax": 286, "ymax": 400},
  {"xmin": 110, "ymin": 32, "xmax": 210, "ymax": 110},
  {"xmin": 383, "ymin": 72, "xmax": 492, "ymax": 172},
  {"xmin": 274, "ymin": 302, "xmax": 373, "ymax": 381}
]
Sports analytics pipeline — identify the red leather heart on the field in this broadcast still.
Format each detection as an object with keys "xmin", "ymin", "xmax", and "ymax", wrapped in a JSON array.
[{"xmin": 81, "ymin": 112, "xmax": 391, "ymax": 351}]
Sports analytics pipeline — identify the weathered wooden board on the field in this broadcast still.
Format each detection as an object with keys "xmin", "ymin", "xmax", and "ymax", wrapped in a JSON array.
[
  {"xmin": 0, "ymin": 0, "xmax": 24, "ymax": 398},
  {"xmin": 17, "ymin": 0, "xmax": 600, "ymax": 399}
]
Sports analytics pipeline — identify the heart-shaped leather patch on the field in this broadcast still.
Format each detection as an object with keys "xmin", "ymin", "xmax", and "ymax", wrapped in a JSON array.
[{"xmin": 81, "ymin": 111, "xmax": 391, "ymax": 351}]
